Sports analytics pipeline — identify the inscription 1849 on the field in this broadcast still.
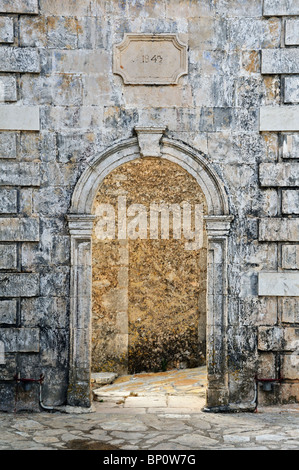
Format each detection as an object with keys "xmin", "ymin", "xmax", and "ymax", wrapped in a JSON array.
[{"xmin": 113, "ymin": 34, "xmax": 187, "ymax": 85}]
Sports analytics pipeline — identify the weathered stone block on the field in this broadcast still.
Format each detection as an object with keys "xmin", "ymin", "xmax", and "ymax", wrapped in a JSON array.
[
  {"xmin": 285, "ymin": 19, "xmax": 299, "ymax": 45},
  {"xmin": 282, "ymin": 245, "xmax": 299, "ymax": 269},
  {"xmin": 0, "ymin": 300, "xmax": 17, "ymax": 324},
  {"xmin": 0, "ymin": 132, "xmax": 16, "ymax": 158},
  {"xmin": 0, "ymin": 17, "xmax": 14, "ymax": 43},
  {"xmin": 0, "ymin": 162, "xmax": 40, "ymax": 186},
  {"xmin": 258, "ymin": 272, "xmax": 299, "ymax": 296},
  {"xmin": 263, "ymin": 0, "xmax": 299, "ymax": 16},
  {"xmin": 228, "ymin": 18, "xmax": 281, "ymax": 50},
  {"xmin": 284, "ymin": 328, "xmax": 299, "ymax": 351},
  {"xmin": 259, "ymin": 218, "xmax": 299, "ymax": 242},
  {"xmin": 0, "ymin": 47, "xmax": 40, "ymax": 73},
  {"xmin": 283, "ymin": 134, "xmax": 299, "ymax": 159},
  {"xmin": 0, "ymin": 273, "xmax": 39, "ymax": 297},
  {"xmin": 0, "ymin": 328, "xmax": 39, "ymax": 352},
  {"xmin": 0, "ymin": 76, "xmax": 17, "ymax": 102},
  {"xmin": 262, "ymin": 49, "xmax": 299, "ymax": 75},
  {"xmin": 258, "ymin": 326, "xmax": 283, "ymax": 351},
  {"xmin": 0, "ymin": 244, "xmax": 17, "ymax": 269},
  {"xmin": 259, "ymin": 163, "xmax": 299, "ymax": 186},
  {"xmin": 282, "ymin": 297, "xmax": 299, "ymax": 323},
  {"xmin": 260, "ymin": 107, "xmax": 299, "ymax": 131},
  {"xmin": 19, "ymin": 16, "xmax": 47, "ymax": 47},
  {"xmin": 0, "ymin": 0, "xmax": 38, "ymax": 14},
  {"xmin": 53, "ymin": 50, "xmax": 109, "ymax": 74},
  {"xmin": 0, "ymin": 189, "xmax": 17, "ymax": 213},
  {"xmin": 284, "ymin": 76, "xmax": 299, "ymax": 104},
  {"xmin": 0, "ymin": 218, "xmax": 39, "ymax": 242},
  {"xmin": 0, "ymin": 106, "xmax": 39, "ymax": 131},
  {"xmin": 282, "ymin": 355, "xmax": 299, "ymax": 380},
  {"xmin": 282, "ymin": 190, "xmax": 299, "ymax": 215},
  {"xmin": 21, "ymin": 297, "xmax": 68, "ymax": 329}
]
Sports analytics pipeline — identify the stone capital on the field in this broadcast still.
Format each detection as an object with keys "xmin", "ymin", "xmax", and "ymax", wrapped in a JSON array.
[
  {"xmin": 204, "ymin": 215, "xmax": 234, "ymax": 238},
  {"xmin": 66, "ymin": 214, "xmax": 96, "ymax": 237}
]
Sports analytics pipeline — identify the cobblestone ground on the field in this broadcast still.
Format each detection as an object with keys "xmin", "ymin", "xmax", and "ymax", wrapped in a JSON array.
[{"xmin": 0, "ymin": 402, "xmax": 299, "ymax": 450}]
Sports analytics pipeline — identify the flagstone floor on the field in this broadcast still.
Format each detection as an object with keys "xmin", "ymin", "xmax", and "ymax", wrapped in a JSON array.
[{"xmin": 92, "ymin": 366, "xmax": 208, "ymax": 406}]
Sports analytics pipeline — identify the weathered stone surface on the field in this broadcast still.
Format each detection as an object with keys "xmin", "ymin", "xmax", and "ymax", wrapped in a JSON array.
[
  {"xmin": 0, "ymin": 132, "xmax": 16, "ymax": 158},
  {"xmin": 282, "ymin": 245, "xmax": 299, "ymax": 269},
  {"xmin": 0, "ymin": 17, "xmax": 14, "ymax": 43},
  {"xmin": 259, "ymin": 219, "xmax": 299, "ymax": 242},
  {"xmin": 0, "ymin": 300, "xmax": 17, "ymax": 324},
  {"xmin": 282, "ymin": 355, "xmax": 299, "ymax": 380},
  {"xmin": 0, "ymin": 189, "xmax": 18, "ymax": 213},
  {"xmin": 0, "ymin": 273, "xmax": 39, "ymax": 297},
  {"xmin": 285, "ymin": 19, "xmax": 299, "ymax": 45},
  {"xmin": 0, "ymin": 76, "xmax": 17, "ymax": 102},
  {"xmin": 258, "ymin": 326, "xmax": 283, "ymax": 351},
  {"xmin": 282, "ymin": 297, "xmax": 299, "ymax": 323},
  {"xmin": 263, "ymin": 0, "xmax": 299, "ymax": 16},
  {"xmin": 284, "ymin": 328, "xmax": 299, "ymax": 352},
  {"xmin": 258, "ymin": 272, "xmax": 299, "ymax": 296},
  {"xmin": 262, "ymin": 49, "xmax": 299, "ymax": 75},
  {"xmin": 0, "ymin": 244, "xmax": 17, "ymax": 269},
  {"xmin": 0, "ymin": 0, "xmax": 38, "ymax": 14},
  {"xmin": 0, "ymin": 218, "xmax": 39, "ymax": 242},
  {"xmin": 259, "ymin": 163, "xmax": 299, "ymax": 186},
  {"xmin": 0, "ymin": 162, "xmax": 40, "ymax": 186},
  {"xmin": 284, "ymin": 76, "xmax": 299, "ymax": 104},
  {"xmin": 283, "ymin": 134, "xmax": 299, "ymax": 159},
  {"xmin": 0, "ymin": 106, "xmax": 40, "ymax": 131},
  {"xmin": 0, "ymin": 328, "xmax": 39, "ymax": 352},
  {"xmin": 260, "ymin": 107, "xmax": 299, "ymax": 131},
  {"xmin": 282, "ymin": 190, "xmax": 299, "ymax": 215},
  {"xmin": 0, "ymin": 47, "xmax": 40, "ymax": 73}
]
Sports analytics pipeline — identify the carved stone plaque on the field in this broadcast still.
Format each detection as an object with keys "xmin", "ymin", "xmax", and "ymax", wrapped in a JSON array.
[{"xmin": 113, "ymin": 34, "xmax": 188, "ymax": 85}]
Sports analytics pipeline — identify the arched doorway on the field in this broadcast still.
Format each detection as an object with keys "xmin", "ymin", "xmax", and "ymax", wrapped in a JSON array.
[
  {"xmin": 66, "ymin": 127, "xmax": 233, "ymax": 410},
  {"xmin": 91, "ymin": 157, "xmax": 208, "ymax": 377}
]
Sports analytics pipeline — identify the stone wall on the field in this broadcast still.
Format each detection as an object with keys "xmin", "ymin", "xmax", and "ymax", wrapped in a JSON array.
[
  {"xmin": 0, "ymin": 0, "xmax": 298, "ymax": 411},
  {"xmin": 91, "ymin": 158, "xmax": 207, "ymax": 375}
]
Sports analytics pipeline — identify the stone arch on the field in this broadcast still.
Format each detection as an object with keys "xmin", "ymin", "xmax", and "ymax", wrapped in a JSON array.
[{"xmin": 67, "ymin": 128, "xmax": 233, "ymax": 410}]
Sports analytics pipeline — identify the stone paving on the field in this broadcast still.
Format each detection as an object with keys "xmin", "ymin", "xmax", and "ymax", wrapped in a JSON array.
[{"xmin": 0, "ymin": 367, "xmax": 299, "ymax": 450}]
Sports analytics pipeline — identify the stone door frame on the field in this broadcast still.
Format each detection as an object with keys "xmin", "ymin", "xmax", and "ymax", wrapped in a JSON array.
[{"xmin": 67, "ymin": 128, "xmax": 233, "ymax": 410}]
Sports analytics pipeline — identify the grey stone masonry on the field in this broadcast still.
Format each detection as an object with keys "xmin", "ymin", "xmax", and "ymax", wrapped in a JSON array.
[
  {"xmin": 0, "ymin": 218, "xmax": 39, "ymax": 242},
  {"xmin": 285, "ymin": 19, "xmax": 299, "ymax": 46},
  {"xmin": 0, "ymin": 273, "xmax": 39, "ymax": 297},
  {"xmin": 0, "ymin": 0, "xmax": 39, "ymax": 14},
  {"xmin": 282, "ymin": 190, "xmax": 299, "ymax": 214},
  {"xmin": 284, "ymin": 77, "xmax": 299, "ymax": 104},
  {"xmin": 262, "ymin": 49, "xmax": 299, "ymax": 74},
  {"xmin": 0, "ymin": 189, "xmax": 18, "ymax": 213},
  {"xmin": 0, "ymin": 76, "xmax": 17, "ymax": 102},
  {"xmin": 263, "ymin": 0, "xmax": 299, "ymax": 16},
  {"xmin": 0, "ymin": 162, "xmax": 40, "ymax": 186},
  {"xmin": 259, "ymin": 163, "xmax": 299, "ymax": 186},
  {"xmin": 0, "ymin": 245, "xmax": 17, "ymax": 270},
  {"xmin": 282, "ymin": 245, "xmax": 299, "ymax": 269},
  {"xmin": 260, "ymin": 107, "xmax": 299, "ymax": 131},
  {"xmin": 0, "ymin": 106, "xmax": 40, "ymax": 131},
  {"xmin": 259, "ymin": 218, "xmax": 299, "ymax": 241},
  {"xmin": 0, "ymin": 328, "xmax": 39, "ymax": 352},
  {"xmin": 258, "ymin": 272, "xmax": 299, "ymax": 296},
  {"xmin": 0, "ymin": 17, "xmax": 14, "ymax": 44},
  {"xmin": 0, "ymin": 47, "xmax": 40, "ymax": 73},
  {"xmin": 0, "ymin": 300, "xmax": 17, "ymax": 325},
  {"xmin": 283, "ymin": 134, "xmax": 299, "ymax": 159},
  {"xmin": 0, "ymin": 133, "xmax": 16, "ymax": 159}
]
